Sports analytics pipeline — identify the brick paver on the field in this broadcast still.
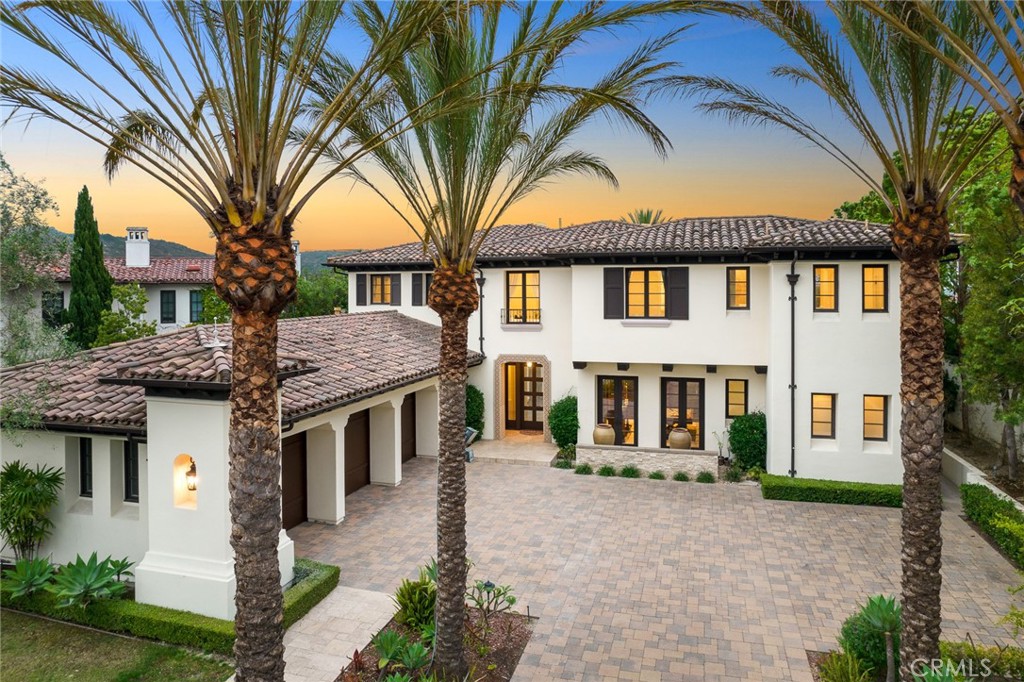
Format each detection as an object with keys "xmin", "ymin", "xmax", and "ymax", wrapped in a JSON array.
[{"xmin": 290, "ymin": 459, "xmax": 1020, "ymax": 681}]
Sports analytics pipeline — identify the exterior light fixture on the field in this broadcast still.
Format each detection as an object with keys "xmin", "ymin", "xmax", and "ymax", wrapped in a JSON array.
[{"xmin": 185, "ymin": 458, "xmax": 197, "ymax": 491}]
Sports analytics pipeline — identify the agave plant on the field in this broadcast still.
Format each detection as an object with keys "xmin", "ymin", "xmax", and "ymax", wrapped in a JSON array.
[
  {"xmin": 861, "ymin": 595, "xmax": 903, "ymax": 682},
  {"xmin": 46, "ymin": 552, "xmax": 126, "ymax": 609},
  {"xmin": 1, "ymin": 557, "xmax": 55, "ymax": 599}
]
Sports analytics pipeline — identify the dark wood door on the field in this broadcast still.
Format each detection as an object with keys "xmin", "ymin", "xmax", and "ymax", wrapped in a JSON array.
[
  {"xmin": 505, "ymin": 362, "xmax": 544, "ymax": 431},
  {"xmin": 281, "ymin": 434, "xmax": 307, "ymax": 530},
  {"xmin": 401, "ymin": 394, "xmax": 416, "ymax": 462},
  {"xmin": 345, "ymin": 409, "xmax": 371, "ymax": 495}
]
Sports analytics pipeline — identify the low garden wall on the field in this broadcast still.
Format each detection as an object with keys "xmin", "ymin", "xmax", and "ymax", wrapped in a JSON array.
[{"xmin": 576, "ymin": 444, "xmax": 718, "ymax": 479}]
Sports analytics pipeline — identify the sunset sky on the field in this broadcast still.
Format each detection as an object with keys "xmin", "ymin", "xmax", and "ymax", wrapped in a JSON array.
[{"xmin": 2, "ymin": 6, "xmax": 882, "ymax": 254}]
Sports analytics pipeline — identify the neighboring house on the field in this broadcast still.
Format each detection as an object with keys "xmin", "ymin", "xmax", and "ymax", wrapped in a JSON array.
[
  {"xmin": 329, "ymin": 216, "xmax": 937, "ymax": 485},
  {"xmin": 39, "ymin": 227, "xmax": 215, "ymax": 332},
  {"xmin": 0, "ymin": 311, "xmax": 469, "ymax": 619}
]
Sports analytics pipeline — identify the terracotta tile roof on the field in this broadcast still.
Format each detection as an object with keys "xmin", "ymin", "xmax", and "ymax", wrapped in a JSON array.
[
  {"xmin": 326, "ymin": 216, "xmax": 896, "ymax": 267},
  {"xmin": 46, "ymin": 255, "xmax": 215, "ymax": 285},
  {"xmin": 0, "ymin": 311, "xmax": 476, "ymax": 434}
]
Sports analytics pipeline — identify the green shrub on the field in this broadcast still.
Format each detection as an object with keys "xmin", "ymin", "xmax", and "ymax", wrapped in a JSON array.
[
  {"xmin": 761, "ymin": 475, "xmax": 902, "ymax": 507},
  {"xmin": 673, "ymin": 471, "xmax": 690, "ymax": 482},
  {"xmin": 392, "ymin": 573, "xmax": 436, "ymax": 631},
  {"xmin": 47, "ymin": 552, "xmax": 125, "ymax": 608},
  {"xmin": 597, "ymin": 465, "xmax": 616, "ymax": 477},
  {"xmin": 817, "ymin": 651, "xmax": 871, "ymax": 682},
  {"xmin": 746, "ymin": 465, "xmax": 766, "ymax": 481},
  {"xmin": 283, "ymin": 559, "xmax": 340, "ymax": 629},
  {"xmin": 723, "ymin": 466, "xmax": 743, "ymax": 482},
  {"xmin": 372, "ymin": 629, "xmax": 409, "ymax": 669},
  {"xmin": 961, "ymin": 483, "xmax": 1024, "ymax": 569},
  {"xmin": 1, "ymin": 558, "xmax": 54, "ymax": 599},
  {"xmin": 728, "ymin": 411, "xmax": 767, "ymax": 470},
  {"xmin": 619, "ymin": 465, "xmax": 640, "ymax": 478},
  {"xmin": 0, "ymin": 460, "xmax": 65, "ymax": 560},
  {"xmin": 466, "ymin": 385, "xmax": 485, "ymax": 437},
  {"xmin": 648, "ymin": 471, "xmax": 666, "ymax": 480},
  {"xmin": 939, "ymin": 641, "xmax": 1024, "ymax": 679},
  {"xmin": 556, "ymin": 444, "xmax": 577, "ymax": 462},
  {"xmin": 839, "ymin": 603, "xmax": 899, "ymax": 674},
  {"xmin": 552, "ymin": 458, "xmax": 573, "ymax": 469},
  {"xmin": 696, "ymin": 471, "xmax": 715, "ymax": 483},
  {"xmin": 574, "ymin": 463, "xmax": 593, "ymax": 475},
  {"xmin": 400, "ymin": 641, "xmax": 431, "ymax": 670},
  {"xmin": 548, "ymin": 395, "xmax": 579, "ymax": 449}
]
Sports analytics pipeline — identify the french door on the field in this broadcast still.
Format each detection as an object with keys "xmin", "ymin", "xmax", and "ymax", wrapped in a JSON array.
[
  {"xmin": 505, "ymin": 362, "xmax": 544, "ymax": 431},
  {"xmin": 597, "ymin": 376, "xmax": 638, "ymax": 446},
  {"xmin": 661, "ymin": 378, "xmax": 705, "ymax": 449}
]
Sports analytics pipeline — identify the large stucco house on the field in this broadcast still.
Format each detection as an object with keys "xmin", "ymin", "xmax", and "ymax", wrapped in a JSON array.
[
  {"xmin": 331, "ymin": 216, "xmax": 920, "ymax": 485},
  {"xmin": 0, "ymin": 311, "xmax": 466, "ymax": 619}
]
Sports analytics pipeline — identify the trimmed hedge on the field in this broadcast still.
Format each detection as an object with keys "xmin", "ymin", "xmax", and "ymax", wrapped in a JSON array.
[
  {"xmin": 940, "ymin": 641, "xmax": 1024, "ymax": 679},
  {"xmin": 961, "ymin": 483, "xmax": 1024, "ymax": 569},
  {"xmin": 761, "ymin": 474, "xmax": 902, "ymax": 507},
  {"xmin": 1, "ymin": 557, "xmax": 339, "ymax": 655}
]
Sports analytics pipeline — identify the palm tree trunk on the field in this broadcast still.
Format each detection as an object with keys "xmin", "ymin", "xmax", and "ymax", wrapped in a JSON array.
[
  {"xmin": 215, "ymin": 225, "xmax": 298, "ymax": 682},
  {"xmin": 428, "ymin": 266, "xmax": 479, "ymax": 679},
  {"xmin": 893, "ymin": 209, "xmax": 948, "ymax": 682}
]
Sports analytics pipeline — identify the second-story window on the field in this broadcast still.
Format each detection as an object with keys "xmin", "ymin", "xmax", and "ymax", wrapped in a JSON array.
[
  {"xmin": 726, "ymin": 267, "xmax": 749, "ymax": 310},
  {"xmin": 189, "ymin": 290, "xmax": 203, "ymax": 323},
  {"xmin": 627, "ymin": 268, "xmax": 667, "ymax": 318},
  {"xmin": 505, "ymin": 271, "xmax": 540, "ymax": 323},
  {"xmin": 160, "ymin": 290, "xmax": 176, "ymax": 323},
  {"xmin": 371, "ymin": 274, "xmax": 392, "ymax": 304},
  {"xmin": 863, "ymin": 265, "xmax": 888, "ymax": 312},
  {"xmin": 41, "ymin": 290, "xmax": 64, "ymax": 327},
  {"xmin": 813, "ymin": 265, "xmax": 838, "ymax": 312}
]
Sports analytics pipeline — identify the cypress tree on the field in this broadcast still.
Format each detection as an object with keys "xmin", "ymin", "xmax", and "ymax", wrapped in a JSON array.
[{"xmin": 67, "ymin": 186, "xmax": 112, "ymax": 347}]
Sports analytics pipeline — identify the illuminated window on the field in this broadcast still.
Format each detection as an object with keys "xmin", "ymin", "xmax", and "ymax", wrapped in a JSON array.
[
  {"xmin": 726, "ymin": 267, "xmax": 749, "ymax": 310},
  {"xmin": 626, "ymin": 269, "xmax": 666, "ymax": 318},
  {"xmin": 598, "ymin": 376, "xmax": 638, "ymax": 446},
  {"xmin": 505, "ymin": 271, "xmax": 541, "ymax": 323},
  {"xmin": 863, "ymin": 265, "xmax": 888, "ymax": 312},
  {"xmin": 811, "ymin": 393, "xmax": 836, "ymax": 439},
  {"xmin": 370, "ymin": 275, "xmax": 392, "ymax": 304},
  {"xmin": 863, "ymin": 395, "xmax": 888, "ymax": 441},
  {"xmin": 726, "ymin": 379, "xmax": 748, "ymax": 418},
  {"xmin": 813, "ymin": 265, "xmax": 838, "ymax": 312}
]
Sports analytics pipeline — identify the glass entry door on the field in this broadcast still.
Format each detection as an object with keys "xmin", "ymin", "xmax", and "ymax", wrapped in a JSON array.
[
  {"xmin": 598, "ymin": 376, "xmax": 638, "ymax": 445},
  {"xmin": 505, "ymin": 362, "xmax": 544, "ymax": 431},
  {"xmin": 661, "ymin": 378, "xmax": 704, "ymax": 449}
]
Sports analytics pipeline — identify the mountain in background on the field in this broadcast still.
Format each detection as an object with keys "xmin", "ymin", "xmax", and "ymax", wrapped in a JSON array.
[{"xmin": 300, "ymin": 249, "xmax": 360, "ymax": 275}]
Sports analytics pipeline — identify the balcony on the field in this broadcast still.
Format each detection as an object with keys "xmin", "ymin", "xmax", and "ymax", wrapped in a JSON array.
[{"xmin": 501, "ymin": 308, "xmax": 542, "ymax": 328}]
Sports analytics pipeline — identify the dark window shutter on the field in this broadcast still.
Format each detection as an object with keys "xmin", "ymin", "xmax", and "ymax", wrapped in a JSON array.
[
  {"xmin": 603, "ymin": 267, "xmax": 624, "ymax": 319},
  {"xmin": 391, "ymin": 274, "xmax": 402, "ymax": 306},
  {"xmin": 667, "ymin": 267, "xmax": 689, "ymax": 320},
  {"xmin": 356, "ymin": 274, "xmax": 366, "ymax": 306},
  {"xmin": 411, "ymin": 273, "xmax": 423, "ymax": 306},
  {"xmin": 426, "ymin": 274, "xmax": 433, "ymax": 305}
]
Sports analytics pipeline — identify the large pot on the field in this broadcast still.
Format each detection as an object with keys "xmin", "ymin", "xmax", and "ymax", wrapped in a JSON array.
[
  {"xmin": 593, "ymin": 423, "xmax": 616, "ymax": 445},
  {"xmin": 668, "ymin": 427, "xmax": 692, "ymax": 450}
]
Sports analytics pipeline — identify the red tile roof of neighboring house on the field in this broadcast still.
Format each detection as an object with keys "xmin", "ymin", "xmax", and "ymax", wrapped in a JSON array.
[
  {"xmin": 0, "ymin": 311, "xmax": 476, "ymax": 435},
  {"xmin": 46, "ymin": 255, "xmax": 215, "ymax": 285}
]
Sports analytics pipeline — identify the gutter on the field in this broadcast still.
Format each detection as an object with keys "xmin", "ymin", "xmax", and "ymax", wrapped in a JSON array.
[{"xmin": 786, "ymin": 254, "xmax": 800, "ymax": 477}]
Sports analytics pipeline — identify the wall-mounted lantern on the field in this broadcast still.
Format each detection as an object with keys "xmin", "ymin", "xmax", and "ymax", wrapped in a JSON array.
[{"xmin": 185, "ymin": 458, "xmax": 198, "ymax": 491}]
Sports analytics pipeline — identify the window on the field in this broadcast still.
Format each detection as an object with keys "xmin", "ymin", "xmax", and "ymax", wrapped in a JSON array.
[
  {"xmin": 597, "ymin": 376, "xmax": 638, "ymax": 446},
  {"xmin": 811, "ymin": 393, "xmax": 836, "ymax": 439},
  {"xmin": 79, "ymin": 438, "xmax": 93, "ymax": 498},
  {"xmin": 160, "ymin": 290, "xmax": 176, "ymax": 323},
  {"xmin": 189, "ymin": 290, "xmax": 203, "ymax": 323},
  {"xmin": 411, "ymin": 273, "xmax": 433, "ymax": 307},
  {"xmin": 123, "ymin": 441, "xmax": 140, "ymax": 502},
  {"xmin": 726, "ymin": 379, "xmax": 748, "ymax": 418},
  {"xmin": 370, "ymin": 274, "xmax": 392, "ymax": 304},
  {"xmin": 41, "ymin": 291, "xmax": 64, "ymax": 327},
  {"xmin": 862, "ymin": 265, "xmax": 888, "ymax": 312},
  {"xmin": 863, "ymin": 395, "xmax": 889, "ymax": 441},
  {"xmin": 626, "ymin": 269, "xmax": 667, "ymax": 318},
  {"xmin": 505, "ymin": 271, "xmax": 540, "ymax": 323},
  {"xmin": 813, "ymin": 265, "xmax": 838, "ymax": 312},
  {"xmin": 726, "ymin": 267, "xmax": 749, "ymax": 310},
  {"xmin": 662, "ymin": 378, "xmax": 704, "ymax": 449}
]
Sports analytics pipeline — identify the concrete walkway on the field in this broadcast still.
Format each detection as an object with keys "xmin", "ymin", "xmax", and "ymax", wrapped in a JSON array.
[
  {"xmin": 470, "ymin": 431, "xmax": 558, "ymax": 466},
  {"xmin": 290, "ymin": 458, "xmax": 1021, "ymax": 681}
]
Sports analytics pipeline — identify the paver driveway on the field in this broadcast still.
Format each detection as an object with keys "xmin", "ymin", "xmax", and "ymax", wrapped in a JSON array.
[{"xmin": 290, "ymin": 458, "xmax": 1020, "ymax": 681}]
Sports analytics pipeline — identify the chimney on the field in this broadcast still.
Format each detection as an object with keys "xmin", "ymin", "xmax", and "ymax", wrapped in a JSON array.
[
  {"xmin": 125, "ymin": 227, "xmax": 150, "ymax": 268},
  {"xmin": 292, "ymin": 239, "xmax": 301, "ymax": 276}
]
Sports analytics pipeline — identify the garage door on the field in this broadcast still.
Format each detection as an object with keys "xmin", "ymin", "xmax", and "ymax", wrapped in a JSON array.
[
  {"xmin": 281, "ymin": 434, "xmax": 307, "ymax": 530},
  {"xmin": 401, "ymin": 394, "xmax": 417, "ymax": 463},
  {"xmin": 345, "ymin": 409, "xmax": 371, "ymax": 495}
]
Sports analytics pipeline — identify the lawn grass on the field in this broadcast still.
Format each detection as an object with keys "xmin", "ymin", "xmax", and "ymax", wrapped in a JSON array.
[{"xmin": 0, "ymin": 610, "xmax": 234, "ymax": 682}]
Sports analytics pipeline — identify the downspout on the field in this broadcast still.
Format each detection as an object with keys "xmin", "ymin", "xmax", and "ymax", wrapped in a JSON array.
[
  {"xmin": 475, "ymin": 268, "xmax": 486, "ymax": 357},
  {"xmin": 786, "ymin": 254, "xmax": 801, "ymax": 477}
]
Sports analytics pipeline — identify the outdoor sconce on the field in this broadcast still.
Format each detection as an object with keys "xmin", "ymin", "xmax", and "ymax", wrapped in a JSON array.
[{"xmin": 185, "ymin": 458, "xmax": 197, "ymax": 491}]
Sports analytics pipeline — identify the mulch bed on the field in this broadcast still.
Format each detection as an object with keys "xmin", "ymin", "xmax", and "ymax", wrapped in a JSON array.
[
  {"xmin": 807, "ymin": 650, "xmax": 830, "ymax": 682},
  {"xmin": 336, "ymin": 610, "xmax": 532, "ymax": 682}
]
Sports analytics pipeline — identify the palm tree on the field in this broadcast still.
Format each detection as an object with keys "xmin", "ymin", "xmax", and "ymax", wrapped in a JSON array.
[
  {"xmin": 862, "ymin": 1, "xmax": 1024, "ymax": 217},
  {"xmin": 309, "ymin": 1, "xmax": 697, "ymax": 674},
  {"xmin": 620, "ymin": 208, "xmax": 674, "ymax": 224},
  {"xmin": 1, "ymin": 3, "xmax": 454, "ymax": 680},
  {"xmin": 680, "ymin": 2, "xmax": 996, "ymax": 677}
]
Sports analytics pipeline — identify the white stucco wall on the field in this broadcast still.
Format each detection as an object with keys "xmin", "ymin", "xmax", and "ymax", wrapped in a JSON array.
[{"xmin": 31, "ymin": 282, "xmax": 204, "ymax": 334}]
